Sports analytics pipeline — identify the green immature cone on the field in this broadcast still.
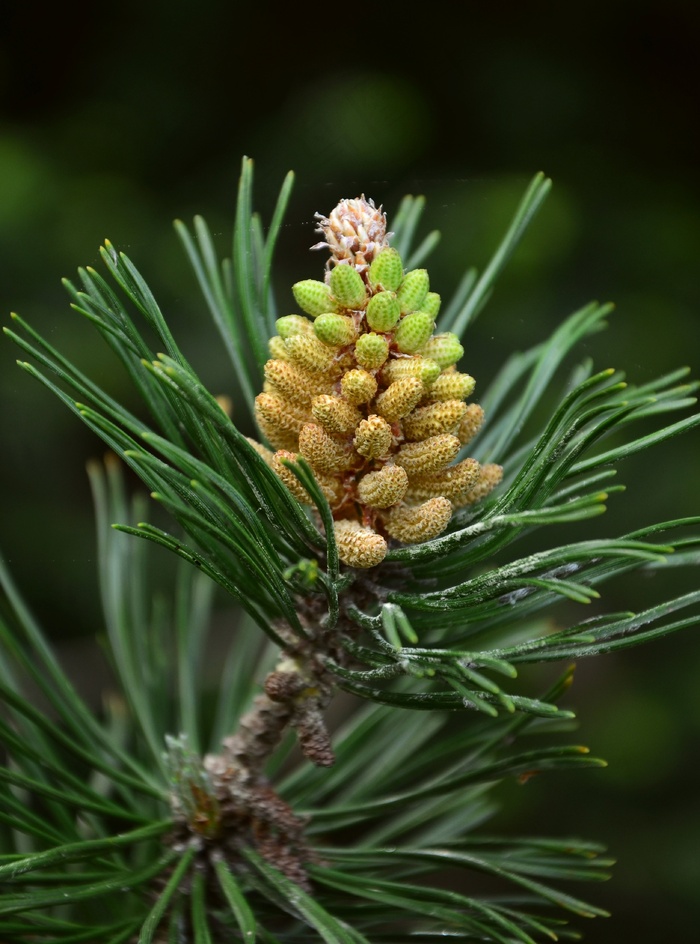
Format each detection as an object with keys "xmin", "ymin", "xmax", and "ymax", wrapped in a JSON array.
[
  {"xmin": 421, "ymin": 291, "xmax": 441, "ymax": 317},
  {"xmin": 382, "ymin": 355, "xmax": 442, "ymax": 386},
  {"xmin": 397, "ymin": 268, "xmax": 429, "ymax": 314},
  {"xmin": 292, "ymin": 279, "xmax": 340, "ymax": 318},
  {"xmin": 276, "ymin": 314, "xmax": 315, "ymax": 338},
  {"xmin": 394, "ymin": 311, "xmax": 435, "ymax": 354},
  {"xmin": 355, "ymin": 332, "xmax": 389, "ymax": 369},
  {"xmin": 366, "ymin": 291, "xmax": 401, "ymax": 332},
  {"xmin": 314, "ymin": 313, "xmax": 357, "ymax": 347},
  {"xmin": 330, "ymin": 264, "xmax": 368, "ymax": 309},
  {"xmin": 368, "ymin": 246, "xmax": 404, "ymax": 292},
  {"xmin": 421, "ymin": 332, "xmax": 465, "ymax": 369}
]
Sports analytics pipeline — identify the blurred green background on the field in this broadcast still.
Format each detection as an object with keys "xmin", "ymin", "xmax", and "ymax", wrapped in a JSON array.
[{"xmin": 1, "ymin": 1, "xmax": 698, "ymax": 940}]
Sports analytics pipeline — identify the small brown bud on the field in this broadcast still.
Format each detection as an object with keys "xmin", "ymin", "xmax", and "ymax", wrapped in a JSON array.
[
  {"xmin": 293, "ymin": 704, "xmax": 335, "ymax": 767},
  {"xmin": 216, "ymin": 394, "xmax": 233, "ymax": 417},
  {"xmin": 264, "ymin": 669, "xmax": 307, "ymax": 702}
]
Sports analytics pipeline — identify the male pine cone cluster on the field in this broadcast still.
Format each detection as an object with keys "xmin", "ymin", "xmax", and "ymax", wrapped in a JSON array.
[{"xmin": 253, "ymin": 196, "xmax": 502, "ymax": 568}]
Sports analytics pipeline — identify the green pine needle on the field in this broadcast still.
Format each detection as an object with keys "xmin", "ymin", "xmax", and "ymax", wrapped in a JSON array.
[{"xmin": 1, "ymin": 158, "xmax": 697, "ymax": 943}]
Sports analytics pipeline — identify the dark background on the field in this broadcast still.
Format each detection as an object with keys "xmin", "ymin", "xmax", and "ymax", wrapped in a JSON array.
[{"xmin": 1, "ymin": 2, "xmax": 699, "ymax": 940}]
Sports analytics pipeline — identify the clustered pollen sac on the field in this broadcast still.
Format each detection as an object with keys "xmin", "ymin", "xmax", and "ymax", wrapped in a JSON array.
[{"xmin": 254, "ymin": 196, "xmax": 502, "ymax": 568}]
